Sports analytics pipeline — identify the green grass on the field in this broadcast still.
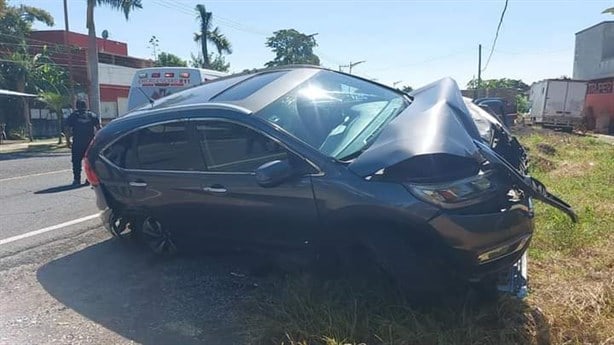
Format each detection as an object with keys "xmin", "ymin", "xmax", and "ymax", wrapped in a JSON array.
[
  {"xmin": 520, "ymin": 131, "xmax": 614, "ymax": 258},
  {"xmin": 243, "ymin": 129, "xmax": 614, "ymax": 345}
]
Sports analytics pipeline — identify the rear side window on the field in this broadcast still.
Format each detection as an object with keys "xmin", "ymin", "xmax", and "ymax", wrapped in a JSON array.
[
  {"xmin": 195, "ymin": 121, "xmax": 287, "ymax": 172},
  {"xmin": 102, "ymin": 134, "xmax": 138, "ymax": 169},
  {"xmin": 136, "ymin": 122, "xmax": 204, "ymax": 171}
]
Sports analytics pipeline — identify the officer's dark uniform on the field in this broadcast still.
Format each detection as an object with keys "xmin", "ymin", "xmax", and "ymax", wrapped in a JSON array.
[{"xmin": 65, "ymin": 101, "xmax": 100, "ymax": 185}]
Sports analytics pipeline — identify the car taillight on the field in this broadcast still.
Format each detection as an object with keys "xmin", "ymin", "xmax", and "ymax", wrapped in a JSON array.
[{"xmin": 83, "ymin": 141, "xmax": 100, "ymax": 186}]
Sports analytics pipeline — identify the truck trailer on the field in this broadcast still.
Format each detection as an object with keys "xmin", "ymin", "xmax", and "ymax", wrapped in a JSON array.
[{"xmin": 529, "ymin": 79, "xmax": 587, "ymax": 132}]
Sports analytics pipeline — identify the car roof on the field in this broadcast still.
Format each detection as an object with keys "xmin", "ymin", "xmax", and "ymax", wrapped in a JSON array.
[{"xmin": 124, "ymin": 65, "xmax": 331, "ymax": 118}]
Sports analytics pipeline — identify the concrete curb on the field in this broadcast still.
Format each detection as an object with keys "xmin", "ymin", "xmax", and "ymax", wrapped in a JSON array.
[{"xmin": 0, "ymin": 140, "xmax": 68, "ymax": 154}]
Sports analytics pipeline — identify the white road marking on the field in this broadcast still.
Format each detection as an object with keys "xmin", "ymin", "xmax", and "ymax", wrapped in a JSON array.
[
  {"xmin": 0, "ymin": 169, "xmax": 71, "ymax": 183},
  {"xmin": 0, "ymin": 213, "xmax": 101, "ymax": 246}
]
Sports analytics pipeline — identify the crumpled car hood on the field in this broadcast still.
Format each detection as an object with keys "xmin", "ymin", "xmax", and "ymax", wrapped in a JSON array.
[
  {"xmin": 348, "ymin": 77, "xmax": 577, "ymax": 222},
  {"xmin": 349, "ymin": 78, "xmax": 483, "ymax": 177}
]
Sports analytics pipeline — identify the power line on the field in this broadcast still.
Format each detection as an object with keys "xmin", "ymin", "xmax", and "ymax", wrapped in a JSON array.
[
  {"xmin": 0, "ymin": 58, "xmax": 88, "ymax": 68},
  {"xmin": 152, "ymin": 0, "xmax": 265, "ymax": 35},
  {"xmin": 369, "ymin": 49, "xmax": 470, "ymax": 72},
  {"xmin": 481, "ymin": 0, "xmax": 509, "ymax": 73},
  {"xmin": 150, "ymin": 0, "xmax": 350, "ymax": 71},
  {"xmin": 0, "ymin": 33, "xmax": 86, "ymax": 52},
  {"xmin": 157, "ymin": 0, "xmax": 269, "ymax": 35}
]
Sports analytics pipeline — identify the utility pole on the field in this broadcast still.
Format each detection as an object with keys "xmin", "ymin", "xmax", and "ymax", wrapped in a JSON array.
[
  {"xmin": 339, "ymin": 60, "xmax": 366, "ymax": 74},
  {"xmin": 62, "ymin": 0, "xmax": 74, "ymax": 144},
  {"xmin": 63, "ymin": 0, "xmax": 69, "ymax": 31},
  {"xmin": 476, "ymin": 44, "xmax": 482, "ymax": 99}
]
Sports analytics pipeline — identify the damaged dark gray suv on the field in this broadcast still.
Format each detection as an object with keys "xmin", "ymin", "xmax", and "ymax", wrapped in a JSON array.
[{"xmin": 84, "ymin": 66, "xmax": 576, "ymax": 294}]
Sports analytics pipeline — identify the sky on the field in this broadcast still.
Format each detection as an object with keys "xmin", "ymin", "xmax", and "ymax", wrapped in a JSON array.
[{"xmin": 11, "ymin": 0, "xmax": 614, "ymax": 89}]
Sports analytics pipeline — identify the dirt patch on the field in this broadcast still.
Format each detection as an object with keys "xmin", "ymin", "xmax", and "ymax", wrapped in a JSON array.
[
  {"xmin": 536, "ymin": 143, "xmax": 556, "ymax": 156},
  {"xmin": 550, "ymin": 160, "xmax": 595, "ymax": 178},
  {"xmin": 595, "ymin": 202, "xmax": 614, "ymax": 216},
  {"xmin": 530, "ymin": 155, "xmax": 556, "ymax": 172}
]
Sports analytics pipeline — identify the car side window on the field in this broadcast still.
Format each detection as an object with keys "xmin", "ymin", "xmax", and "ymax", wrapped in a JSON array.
[
  {"xmin": 195, "ymin": 120, "xmax": 287, "ymax": 172},
  {"xmin": 136, "ymin": 122, "xmax": 204, "ymax": 171},
  {"xmin": 102, "ymin": 134, "xmax": 138, "ymax": 169}
]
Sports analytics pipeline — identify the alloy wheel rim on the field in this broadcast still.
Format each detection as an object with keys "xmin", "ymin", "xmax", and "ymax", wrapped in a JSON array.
[{"xmin": 141, "ymin": 217, "xmax": 177, "ymax": 255}]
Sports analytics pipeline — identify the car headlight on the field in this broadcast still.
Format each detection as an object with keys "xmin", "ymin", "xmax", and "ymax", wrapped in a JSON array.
[{"xmin": 405, "ymin": 171, "xmax": 498, "ymax": 209}]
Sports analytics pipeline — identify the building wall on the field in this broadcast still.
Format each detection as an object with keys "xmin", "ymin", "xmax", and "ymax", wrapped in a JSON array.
[
  {"xmin": 29, "ymin": 30, "xmax": 128, "ymax": 56},
  {"xmin": 100, "ymin": 85, "xmax": 129, "ymax": 119},
  {"xmin": 98, "ymin": 63, "xmax": 136, "ymax": 86},
  {"xmin": 573, "ymin": 22, "xmax": 614, "ymax": 80},
  {"xmin": 99, "ymin": 63, "xmax": 136, "ymax": 118},
  {"xmin": 585, "ymin": 78, "xmax": 614, "ymax": 133}
]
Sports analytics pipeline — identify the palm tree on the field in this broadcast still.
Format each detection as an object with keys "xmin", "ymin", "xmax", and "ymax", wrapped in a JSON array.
[
  {"xmin": 193, "ymin": 4, "xmax": 232, "ymax": 69},
  {"xmin": 39, "ymin": 91, "xmax": 69, "ymax": 144},
  {"xmin": 86, "ymin": 0, "xmax": 142, "ymax": 115}
]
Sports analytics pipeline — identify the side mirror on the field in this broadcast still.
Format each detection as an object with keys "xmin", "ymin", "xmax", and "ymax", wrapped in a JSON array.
[{"xmin": 255, "ymin": 160, "xmax": 293, "ymax": 188}]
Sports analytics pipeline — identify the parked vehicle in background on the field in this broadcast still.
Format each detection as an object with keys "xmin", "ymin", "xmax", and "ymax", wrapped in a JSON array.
[
  {"xmin": 85, "ymin": 66, "xmax": 577, "ymax": 296},
  {"xmin": 529, "ymin": 79, "xmax": 587, "ymax": 132},
  {"xmin": 474, "ymin": 97, "xmax": 516, "ymax": 128},
  {"xmin": 125, "ymin": 67, "xmax": 227, "ymax": 113}
]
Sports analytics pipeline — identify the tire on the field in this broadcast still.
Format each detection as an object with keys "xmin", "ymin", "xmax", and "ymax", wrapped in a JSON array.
[
  {"xmin": 358, "ymin": 230, "xmax": 451, "ymax": 297},
  {"xmin": 108, "ymin": 211, "xmax": 134, "ymax": 239},
  {"xmin": 139, "ymin": 217, "xmax": 178, "ymax": 256}
]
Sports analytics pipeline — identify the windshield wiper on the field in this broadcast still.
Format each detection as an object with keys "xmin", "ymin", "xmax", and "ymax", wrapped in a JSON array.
[{"xmin": 338, "ymin": 141, "xmax": 374, "ymax": 161}]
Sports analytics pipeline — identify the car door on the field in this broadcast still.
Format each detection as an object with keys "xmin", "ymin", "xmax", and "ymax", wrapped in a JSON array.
[
  {"xmin": 191, "ymin": 118, "xmax": 319, "ymax": 247},
  {"xmin": 124, "ymin": 120, "xmax": 207, "ymax": 233}
]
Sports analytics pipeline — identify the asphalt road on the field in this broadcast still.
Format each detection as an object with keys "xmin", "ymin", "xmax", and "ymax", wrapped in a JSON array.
[{"xmin": 0, "ymin": 149, "xmax": 254, "ymax": 345}]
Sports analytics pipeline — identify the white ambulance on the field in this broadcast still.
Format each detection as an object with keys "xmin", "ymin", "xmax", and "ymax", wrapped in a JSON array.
[{"xmin": 125, "ymin": 67, "xmax": 227, "ymax": 114}]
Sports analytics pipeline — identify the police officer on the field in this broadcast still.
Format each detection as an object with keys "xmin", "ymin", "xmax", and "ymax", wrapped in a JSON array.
[{"xmin": 64, "ymin": 100, "xmax": 101, "ymax": 185}]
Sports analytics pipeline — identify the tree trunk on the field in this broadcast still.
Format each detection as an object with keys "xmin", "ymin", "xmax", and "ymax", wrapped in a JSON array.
[
  {"xmin": 201, "ymin": 35, "xmax": 209, "ymax": 68},
  {"xmin": 86, "ymin": 1, "xmax": 101, "ymax": 115},
  {"xmin": 57, "ymin": 109, "xmax": 63, "ymax": 144},
  {"xmin": 16, "ymin": 74, "xmax": 32, "ymax": 141}
]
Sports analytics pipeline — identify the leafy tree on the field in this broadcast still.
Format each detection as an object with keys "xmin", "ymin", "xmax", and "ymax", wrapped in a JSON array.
[
  {"xmin": 155, "ymin": 52, "xmax": 187, "ymax": 67},
  {"xmin": 190, "ymin": 52, "xmax": 230, "ymax": 72},
  {"xmin": 466, "ymin": 78, "xmax": 529, "ymax": 91},
  {"xmin": 603, "ymin": 7, "xmax": 614, "ymax": 14},
  {"xmin": 193, "ymin": 4, "xmax": 232, "ymax": 69},
  {"xmin": 86, "ymin": 0, "xmax": 142, "ymax": 115},
  {"xmin": 401, "ymin": 85, "xmax": 413, "ymax": 93},
  {"xmin": 148, "ymin": 35, "xmax": 159, "ymax": 60},
  {"xmin": 209, "ymin": 54, "xmax": 230, "ymax": 72},
  {"xmin": 516, "ymin": 94, "xmax": 529, "ymax": 113},
  {"xmin": 0, "ymin": 5, "xmax": 54, "ymax": 48},
  {"xmin": 39, "ymin": 91, "xmax": 70, "ymax": 143},
  {"xmin": 265, "ymin": 29, "xmax": 320, "ymax": 67},
  {"xmin": 0, "ymin": 50, "xmax": 63, "ymax": 140},
  {"xmin": 0, "ymin": 4, "xmax": 54, "ymax": 140}
]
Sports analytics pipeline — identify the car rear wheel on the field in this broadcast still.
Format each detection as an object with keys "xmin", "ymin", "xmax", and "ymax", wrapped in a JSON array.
[
  {"xmin": 140, "ymin": 217, "xmax": 177, "ymax": 256},
  {"xmin": 108, "ymin": 211, "xmax": 133, "ymax": 239}
]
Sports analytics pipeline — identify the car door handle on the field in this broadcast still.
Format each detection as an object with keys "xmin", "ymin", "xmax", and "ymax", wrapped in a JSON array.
[
  {"xmin": 202, "ymin": 186, "xmax": 227, "ymax": 193},
  {"xmin": 129, "ymin": 181, "xmax": 147, "ymax": 187}
]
